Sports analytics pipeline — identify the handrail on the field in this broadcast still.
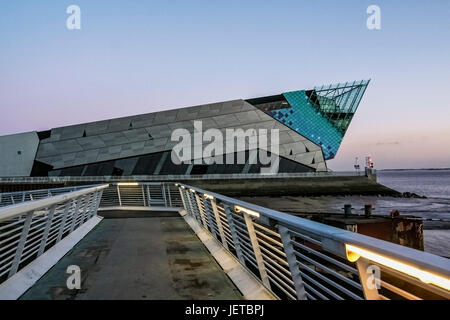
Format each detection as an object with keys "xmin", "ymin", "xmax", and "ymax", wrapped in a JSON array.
[
  {"xmin": 0, "ymin": 171, "xmax": 372, "ymax": 183},
  {"xmin": 0, "ymin": 185, "xmax": 109, "ymax": 222},
  {"xmin": 180, "ymin": 183, "xmax": 450, "ymax": 276},
  {"xmin": 0, "ymin": 185, "xmax": 91, "ymax": 208},
  {"xmin": 177, "ymin": 183, "xmax": 450, "ymax": 299},
  {"xmin": 0, "ymin": 184, "xmax": 108, "ymax": 284}
]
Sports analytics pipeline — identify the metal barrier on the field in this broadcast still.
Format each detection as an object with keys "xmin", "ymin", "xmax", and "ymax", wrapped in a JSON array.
[
  {"xmin": 0, "ymin": 171, "xmax": 371, "ymax": 184},
  {"xmin": 177, "ymin": 183, "xmax": 450, "ymax": 300},
  {"xmin": 0, "ymin": 185, "xmax": 91, "ymax": 208},
  {"xmin": 99, "ymin": 182, "xmax": 183, "ymax": 209},
  {"xmin": 0, "ymin": 184, "xmax": 108, "ymax": 284}
]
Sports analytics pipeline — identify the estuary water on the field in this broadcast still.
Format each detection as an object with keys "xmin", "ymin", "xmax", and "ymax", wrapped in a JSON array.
[{"xmin": 377, "ymin": 169, "xmax": 450, "ymax": 257}]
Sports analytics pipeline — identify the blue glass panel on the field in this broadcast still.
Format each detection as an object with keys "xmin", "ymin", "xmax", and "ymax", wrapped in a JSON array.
[{"xmin": 269, "ymin": 90, "xmax": 344, "ymax": 160}]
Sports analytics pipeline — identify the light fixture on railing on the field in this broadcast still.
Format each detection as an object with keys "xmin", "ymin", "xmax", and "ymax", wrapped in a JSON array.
[
  {"xmin": 204, "ymin": 193, "xmax": 214, "ymax": 200},
  {"xmin": 345, "ymin": 244, "xmax": 450, "ymax": 291},
  {"xmin": 117, "ymin": 182, "xmax": 139, "ymax": 186},
  {"xmin": 234, "ymin": 205, "xmax": 260, "ymax": 218},
  {"xmin": 189, "ymin": 188, "xmax": 196, "ymax": 193},
  {"xmin": 175, "ymin": 183, "xmax": 179, "ymax": 187},
  {"xmin": 180, "ymin": 186, "xmax": 185, "ymax": 189}
]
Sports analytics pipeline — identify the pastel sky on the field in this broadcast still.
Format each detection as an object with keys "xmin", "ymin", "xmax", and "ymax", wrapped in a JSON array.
[{"xmin": 1, "ymin": 0, "xmax": 449, "ymax": 170}]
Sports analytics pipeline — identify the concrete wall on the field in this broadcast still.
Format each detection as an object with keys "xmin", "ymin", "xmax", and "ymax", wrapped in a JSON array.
[{"xmin": 0, "ymin": 132, "xmax": 39, "ymax": 176}]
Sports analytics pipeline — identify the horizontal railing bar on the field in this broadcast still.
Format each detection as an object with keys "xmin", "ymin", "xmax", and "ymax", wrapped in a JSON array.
[
  {"xmin": 295, "ymin": 257, "xmax": 363, "ymax": 299},
  {"xmin": 291, "ymin": 240, "xmax": 359, "ymax": 275},
  {"xmin": 257, "ymin": 237, "xmax": 287, "ymax": 258},
  {"xmin": 254, "ymin": 229, "xmax": 284, "ymax": 247},
  {"xmin": 259, "ymin": 245, "xmax": 290, "ymax": 267},
  {"xmin": 285, "ymin": 229, "xmax": 322, "ymax": 247},
  {"xmin": 0, "ymin": 185, "xmax": 109, "ymax": 222},
  {"xmin": 263, "ymin": 257, "xmax": 294, "ymax": 285},
  {"xmin": 293, "ymin": 250, "xmax": 362, "ymax": 290},
  {"xmin": 0, "ymin": 226, "xmax": 24, "ymax": 240},
  {"xmin": 380, "ymin": 280, "xmax": 422, "ymax": 300},
  {"xmin": 253, "ymin": 222, "xmax": 282, "ymax": 238},
  {"xmin": 265, "ymin": 268, "xmax": 297, "ymax": 299},
  {"xmin": 299, "ymin": 269, "xmax": 344, "ymax": 300}
]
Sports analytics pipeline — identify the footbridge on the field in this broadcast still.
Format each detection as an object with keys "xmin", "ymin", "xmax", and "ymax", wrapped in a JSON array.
[{"xmin": 0, "ymin": 182, "xmax": 449, "ymax": 300}]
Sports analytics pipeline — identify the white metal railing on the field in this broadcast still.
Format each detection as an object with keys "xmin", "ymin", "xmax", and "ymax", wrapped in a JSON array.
[
  {"xmin": 0, "ymin": 185, "xmax": 91, "ymax": 208},
  {"xmin": 176, "ymin": 183, "xmax": 450, "ymax": 300},
  {"xmin": 99, "ymin": 182, "xmax": 183, "ymax": 209},
  {"xmin": 0, "ymin": 171, "xmax": 372, "ymax": 184},
  {"xmin": 0, "ymin": 184, "xmax": 108, "ymax": 284}
]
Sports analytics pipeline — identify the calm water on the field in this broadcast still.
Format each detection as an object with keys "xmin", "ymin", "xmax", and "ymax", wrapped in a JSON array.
[
  {"xmin": 378, "ymin": 169, "xmax": 450, "ymax": 257},
  {"xmin": 378, "ymin": 169, "xmax": 450, "ymax": 199}
]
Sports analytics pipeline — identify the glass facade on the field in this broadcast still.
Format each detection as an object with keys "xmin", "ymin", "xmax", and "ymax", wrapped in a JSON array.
[{"xmin": 265, "ymin": 80, "xmax": 369, "ymax": 159}]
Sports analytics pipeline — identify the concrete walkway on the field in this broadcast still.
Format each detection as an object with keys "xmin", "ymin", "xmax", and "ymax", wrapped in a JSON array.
[{"xmin": 20, "ymin": 211, "xmax": 242, "ymax": 300}]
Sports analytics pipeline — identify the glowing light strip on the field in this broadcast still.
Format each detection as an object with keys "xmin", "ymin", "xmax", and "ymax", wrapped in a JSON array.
[
  {"xmin": 234, "ymin": 205, "xmax": 260, "ymax": 218},
  {"xmin": 346, "ymin": 244, "xmax": 450, "ymax": 291},
  {"xmin": 117, "ymin": 182, "xmax": 139, "ymax": 186}
]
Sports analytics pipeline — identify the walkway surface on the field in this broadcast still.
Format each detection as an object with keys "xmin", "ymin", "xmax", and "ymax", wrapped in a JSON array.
[{"xmin": 20, "ymin": 210, "xmax": 242, "ymax": 300}]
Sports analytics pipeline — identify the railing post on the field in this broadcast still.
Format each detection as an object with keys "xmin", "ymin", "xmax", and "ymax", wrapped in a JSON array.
[
  {"xmin": 187, "ymin": 191, "xmax": 201, "ymax": 221},
  {"xmin": 141, "ymin": 185, "xmax": 146, "ymax": 207},
  {"xmin": 82, "ymin": 193, "xmax": 93, "ymax": 223},
  {"xmin": 167, "ymin": 184, "xmax": 172, "ymax": 207},
  {"xmin": 37, "ymin": 204, "xmax": 57, "ymax": 256},
  {"xmin": 243, "ymin": 212, "xmax": 271, "ymax": 289},
  {"xmin": 279, "ymin": 225, "xmax": 307, "ymax": 300},
  {"xmin": 8, "ymin": 211, "xmax": 34, "ymax": 277},
  {"xmin": 92, "ymin": 190, "xmax": 103, "ymax": 217},
  {"xmin": 162, "ymin": 183, "xmax": 168, "ymax": 207},
  {"xmin": 178, "ymin": 187, "xmax": 188, "ymax": 212},
  {"xmin": 69, "ymin": 197, "xmax": 82, "ymax": 232},
  {"xmin": 210, "ymin": 199, "xmax": 229, "ymax": 250},
  {"xmin": 355, "ymin": 257, "xmax": 380, "ymax": 300},
  {"xmin": 202, "ymin": 197, "xmax": 218, "ymax": 237},
  {"xmin": 224, "ymin": 204, "xmax": 246, "ymax": 265},
  {"xmin": 146, "ymin": 185, "xmax": 151, "ymax": 207},
  {"xmin": 57, "ymin": 201, "xmax": 72, "ymax": 242},
  {"xmin": 87, "ymin": 191, "xmax": 98, "ymax": 219},
  {"xmin": 183, "ymin": 189, "xmax": 194, "ymax": 216},
  {"xmin": 194, "ymin": 193, "xmax": 208, "ymax": 228},
  {"xmin": 117, "ymin": 185, "xmax": 122, "ymax": 206}
]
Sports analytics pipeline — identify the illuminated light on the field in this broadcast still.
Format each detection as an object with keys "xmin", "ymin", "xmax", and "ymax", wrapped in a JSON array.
[
  {"xmin": 234, "ymin": 205, "xmax": 260, "ymax": 218},
  {"xmin": 117, "ymin": 182, "xmax": 139, "ymax": 186},
  {"xmin": 175, "ymin": 183, "xmax": 179, "ymax": 187},
  {"xmin": 180, "ymin": 186, "xmax": 185, "ymax": 189},
  {"xmin": 189, "ymin": 189, "xmax": 196, "ymax": 193},
  {"xmin": 345, "ymin": 244, "xmax": 450, "ymax": 291},
  {"xmin": 204, "ymin": 193, "xmax": 214, "ymax": 200}
]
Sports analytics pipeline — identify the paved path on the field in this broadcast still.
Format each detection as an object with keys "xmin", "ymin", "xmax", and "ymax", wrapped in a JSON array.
[{"xmin": 21, "ymin": 211, "xmax": 242, "ymax": 300}]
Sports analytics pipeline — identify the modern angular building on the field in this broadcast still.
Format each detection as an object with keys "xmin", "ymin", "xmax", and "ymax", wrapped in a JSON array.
[{"xmin": 0, "ymin": 80, "xmax": 369, "ymax": 177}]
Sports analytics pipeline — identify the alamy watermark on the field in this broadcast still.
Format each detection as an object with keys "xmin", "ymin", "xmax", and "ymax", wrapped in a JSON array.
[
  {"xmin": 366, "ymin": 265, "xmax": 381, "ymax": 290},
  {"xmin": 66, "ymin": 265, "xmax": 81, "ymax": 289},
  {"xmin": 66, "ymin": 5, "xmax": 81, "ymax": 30},
  {"xmin": 170, "ymin": 121, "xmax": 280, "ymax": 174},
  {"xmin": 366, "ymin": 5, "xmax": 381, "ymax": 30}
]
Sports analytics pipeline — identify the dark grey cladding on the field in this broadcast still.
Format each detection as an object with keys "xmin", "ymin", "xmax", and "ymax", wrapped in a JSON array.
[{"xmin": 33, "ymin": 99, "xmax": 326, "ymax": 176}]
